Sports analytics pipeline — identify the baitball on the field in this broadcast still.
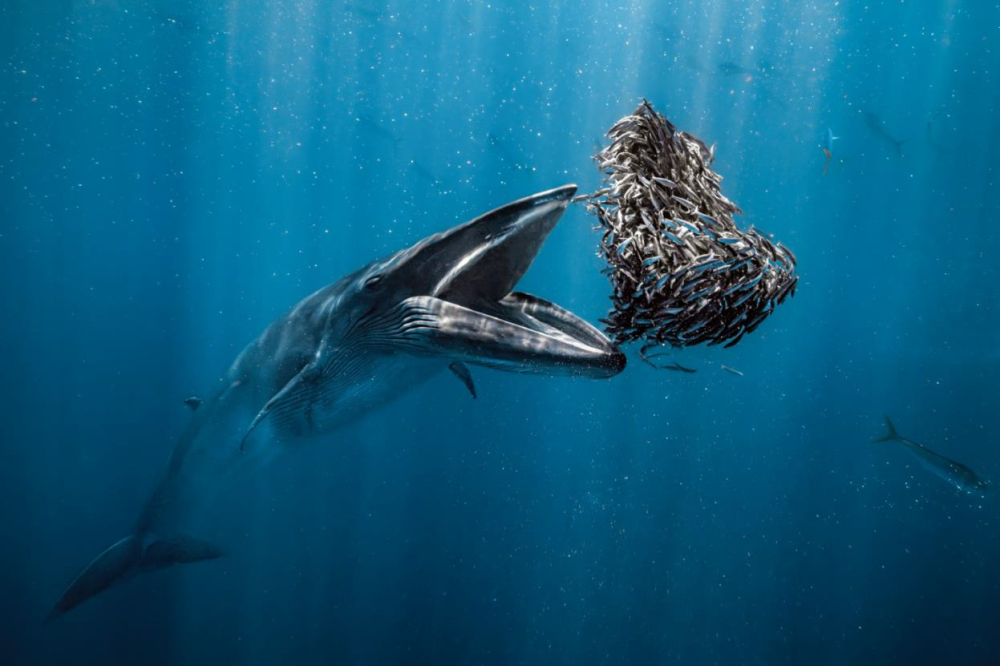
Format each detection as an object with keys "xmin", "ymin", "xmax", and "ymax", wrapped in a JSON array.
[{"xmin": 583, "ymin": 100, "xmax": 798, "ymax": 362}]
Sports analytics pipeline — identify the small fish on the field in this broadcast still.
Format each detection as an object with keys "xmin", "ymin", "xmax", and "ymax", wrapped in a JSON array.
[
  {"xmin": 717, "ymin": 61, "xmax": 752, "ymax": 77},
  {"xmin": 688, "ymin": 285, "xmax": 716, "ymax": 300},
  {"xmin": 743, "ymin": 309, "xmax": 770, "ymax": 334},
  {"xmin": 821, "ymin": 128, "xmax": 839, "ymax": 177},
  {"xmin": 682, "ymin": 318, "xmax": 709, "ymax": 334},
  {"xmin": 729, "ymin": 257, "xmax": 753, "ymax": 273},
  {"xmin": 721, "ymin": 282, "xmax": 743, "ymax": 296},
  {"xmin": 410, "ymin": 161, "xmax": 438, "ymax": 184},
  {"xmin": 864, "ymin": 111, "xmax": 908, "ymax": 156},
  {"xmin": 679, "ymin": 220, "xmax": 701, "ymax": 235},
  {"xmin": 355, "ymin": 113, "xmax": 402, "ymax": 153},
  {"xmin": 874, "ymin": 416, "xmax": 989, "ymax": 496},
  {"xmin": 663, "ymin": 231, "xmax": 685, "ymax": 245},
  {"xmin": 183, "ymin": 396, "xmax": 202, "ymax": 411},
  {"xmin": 722, "ymin": 327, "xmax": 746, "ymax": 348},
  {"xmin": 720, "ymin": 365, "xmax": 744, "ymax": 377},
  {"xmin": 672, "ymin": 195, "xmax": 696, "ymax": 211},
  {"xmin": 777, "ymin": 242, "xmax": 797, "ymax": 267},
  {"xmin": 661, "ymin": 361, "xmax": 697, "ymax": 373},
  {"xmin": 740, "ymin": 272, "xmax": 763, "ymax": 290}
]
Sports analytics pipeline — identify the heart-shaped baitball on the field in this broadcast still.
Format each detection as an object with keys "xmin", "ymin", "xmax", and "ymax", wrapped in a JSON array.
[{"xmin": 584, "ymin": 100, "xmax": 798, "ymax": 360}]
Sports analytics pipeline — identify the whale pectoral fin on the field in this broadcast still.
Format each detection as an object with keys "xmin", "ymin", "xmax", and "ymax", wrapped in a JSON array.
[
  {"xmin": 140, "ymin": 535, "xmax": 225, "ymax": 569},
  {"xmin": 47, "ymin": 535, "xmax": 142, "ymax": 621},
  {"xmin": 396, "ymin": 296, "xmax": 625, "ymax": 378},
  {"xmin": 47, "ymin": 533, "xmax": 225, "ymax": 621},
  {"xmin": 241, "ymin": 362, "xmax": 322, "ymax": 452},
  {"xmin": 448, "ymin": 361, "xmax": 477, "ymax": 398}
]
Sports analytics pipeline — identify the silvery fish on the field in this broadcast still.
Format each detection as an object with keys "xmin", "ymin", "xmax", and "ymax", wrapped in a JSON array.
[{"xmin": 874, "ymin": 417, "xmax": 989, "ymax": 497}]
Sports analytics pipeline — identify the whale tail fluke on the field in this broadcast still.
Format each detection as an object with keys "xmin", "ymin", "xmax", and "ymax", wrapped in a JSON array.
[
  {"xmin": 47, "ymin": 533, "xmax": 223, "ymax": 622},
  {"xmin": 874, "ymin": 415, "xmax": 901, "ymax": 443}
]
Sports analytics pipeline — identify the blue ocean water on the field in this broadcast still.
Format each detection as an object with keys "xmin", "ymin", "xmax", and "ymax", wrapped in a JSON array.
[{"xmin": 2, "ymin": 1, "xmax": 999, "ymax": 664}]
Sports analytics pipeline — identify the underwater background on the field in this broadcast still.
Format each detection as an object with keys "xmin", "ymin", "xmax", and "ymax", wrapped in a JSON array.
[{"xmin": 2, "ymin": 0, "xmax": 999, "ymax": 664}]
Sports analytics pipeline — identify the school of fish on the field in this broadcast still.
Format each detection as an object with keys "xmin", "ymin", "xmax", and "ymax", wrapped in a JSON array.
[{"xmin": 584, "ymin": 100, "xmax": 798, "ymax": 359}]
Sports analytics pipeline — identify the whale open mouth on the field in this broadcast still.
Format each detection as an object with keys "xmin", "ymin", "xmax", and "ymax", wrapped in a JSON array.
[
  {"xmin": 240, "ymin": 185, "xmax": 626, "ymax": 451},
  {"xmin": 392, "ymin": 184, "xmax": 627, "ymax": 378}
]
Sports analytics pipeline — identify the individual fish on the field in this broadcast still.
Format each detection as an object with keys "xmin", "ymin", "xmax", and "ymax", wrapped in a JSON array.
[
  {"xmin": 821, "ymin": 127, "xmax": 839, "ymax": 177},
  {"xmin": 721, "ymin": 326, "xmax": 746, "ymax": 348},
  {"xmin": 409, "ymin": 160, "xmax": 438, "ymax": 184},
  {"xmin": 864, "ymin": 111, "xmax": 908, "ymax": 156},
  {"xmin": 679, "ymin": 220, "xmax": 701, "ymax": 235},
  {"xmin": 649, "ymin": 276, "xmax": 670, "ymax": 295},
  {"xmin": 355, "ymin": 113, "xmax": 402, "ymax": 154},
  {"xmin": 776, "ymin": 242, "xmax": 797, "ymax": 267},
  {"xmin": 720, "ymin": 364, "xmax": 744, "ymax": 377},
  {"xmin": 672, "ymin": 195, "xmax": 696, "ymax": 211},
  {"xmin": 717, "ymin": 61, "xmax": 754, "ymax": 77},
  {"xmin": 663, "ymin": 230, "xmax": 685, "ymax": 245},
  {"xmin": 874, "ymin": 416, "xmax": 989, "ymax": 496}
]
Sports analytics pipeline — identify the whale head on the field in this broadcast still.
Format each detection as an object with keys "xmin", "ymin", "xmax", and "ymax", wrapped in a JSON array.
[{"xmin": 242, "ymin": 185, "xmax": 625, "ymax": 447}]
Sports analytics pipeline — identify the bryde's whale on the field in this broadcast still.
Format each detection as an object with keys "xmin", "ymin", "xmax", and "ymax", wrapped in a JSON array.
[{"xmin": 49, "ymin": 184, "xmax": 625, "ymax": 618}]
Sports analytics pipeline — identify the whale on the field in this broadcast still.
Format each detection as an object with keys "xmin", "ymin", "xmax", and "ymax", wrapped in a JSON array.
[{"xmin": 48, "ymin": 184, "xmax": 626, "ymax": 619}]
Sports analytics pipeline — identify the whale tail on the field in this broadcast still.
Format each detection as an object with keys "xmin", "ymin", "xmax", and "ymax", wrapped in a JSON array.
[
  {"xmin": 47, "ymin": 533, "xmax": 223, "ymax": 622},
  {"xmin": 873, "ymin": 415, "xmax": 902, "ymax": 443}
]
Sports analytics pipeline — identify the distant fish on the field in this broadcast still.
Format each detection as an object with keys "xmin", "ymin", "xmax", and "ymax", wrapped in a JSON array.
[
  {"xmin": 637, "ymin": 346, "xmax": 697, "ymax": 372},
  {"xmin": 720, "ymin": 364, "xmax": 743, "ymax": 377},
  {"xmin": 717, "ymin": 61, "xmax": 754, "ymax": 78},
  {"xmin": 875, "ymin": 416, "xmax": 989, "ymax": 496},
  {"xmin": 485, "ymin": 131, "xmax": 528, "ymax": 169},
  {"xmin": 821, "ymin": 128, "xmax": 839, "ymax": 176},
  {"xmin": 355, "ymin": 113, "xmax": 401, "ymax": 154},
  {"xmin": 864, "ymin": 112, "xmax": 908, "ymax": 156},
  {"xmin": 409, "ymin": 160, "xmax": 438, "ymax": 184},
  {"xmin": 345, "ymin": 2, "xmax": 383, "ymax": 21},
  {"xmin": 152, "ymin": 10, "xmax": 203, "ymax": 34},
  {"xmin": 183, "ymin": 396, "xmax": 202, "ymax": 411}
]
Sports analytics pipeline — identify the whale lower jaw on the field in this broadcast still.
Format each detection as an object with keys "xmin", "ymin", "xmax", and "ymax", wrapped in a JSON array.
[{"xmin": 388, "ymin": 293, "xmax": 625, "ymax": 378}]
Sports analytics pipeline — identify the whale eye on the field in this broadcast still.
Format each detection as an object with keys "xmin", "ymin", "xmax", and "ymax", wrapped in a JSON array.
[{"xmin": 363, "ymin": 274, "xmax": 383, "ymax": 291}]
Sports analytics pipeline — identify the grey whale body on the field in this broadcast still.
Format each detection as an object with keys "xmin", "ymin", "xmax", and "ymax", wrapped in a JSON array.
[{"xmin": 49, "ymin": 184, "xmax": 625, "ymax": 618}]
